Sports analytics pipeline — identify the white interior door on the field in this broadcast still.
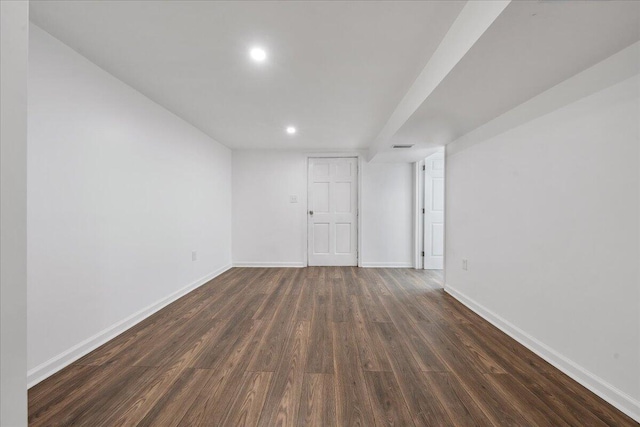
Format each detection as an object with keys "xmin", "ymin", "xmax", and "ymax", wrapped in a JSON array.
[
  {"xmin": 424, "ymin": 152, "xmax": 445, "ymax": 269},
  {"xmin": 308, "ymin": 158, "xmax": 358, "ymax": 266}
]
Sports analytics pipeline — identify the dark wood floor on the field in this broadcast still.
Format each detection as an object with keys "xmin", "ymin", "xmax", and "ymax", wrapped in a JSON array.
[{"xmin": 29, "ymin": 267, "xmax": 637, "ymax": 426}]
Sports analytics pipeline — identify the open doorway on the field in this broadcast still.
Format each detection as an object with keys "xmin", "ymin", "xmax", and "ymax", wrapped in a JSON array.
[{"xmin": 416, "ymin": 149, "xmax": 445, "ymax": 275}]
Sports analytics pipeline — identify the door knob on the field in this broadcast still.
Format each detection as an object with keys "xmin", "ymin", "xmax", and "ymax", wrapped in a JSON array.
[{"xmin": 309, "ymin": 210, "xmax": 314, "ymax": 216}]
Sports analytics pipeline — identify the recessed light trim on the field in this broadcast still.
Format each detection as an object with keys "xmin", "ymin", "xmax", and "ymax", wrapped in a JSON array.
[
  {"xmin": 249, "ymin": 47, "xmax": 267, "ymax": 62},
  {"xmin": 286, "ymin": 126, "xmax": 297, "ymax": 135}
]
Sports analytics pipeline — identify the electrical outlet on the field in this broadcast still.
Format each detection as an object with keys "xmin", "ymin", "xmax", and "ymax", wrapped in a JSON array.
[
  {"xmin": 289, "ymin": 195, "xmax": 298, "ymax": 203},
  {"xmin": 462, "ymin": 259, "xmax": 468, "ymax": 271},
  {"xmin": 192, "ymin": 251, "xmax": 197, "ymax": 261}
]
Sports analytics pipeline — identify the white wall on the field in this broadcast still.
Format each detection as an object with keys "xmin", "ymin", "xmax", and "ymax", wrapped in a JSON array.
[
  {"xmin": 1, "ymin": 2, "xmax": 29, "ymax": 425},
  {"xmin": 27, "ymin": 25, "xmax": 232, "ymax": 385},
  {"xmin": 361, "ymin": 162, "xmax": 414, "ymax": 267},
  {"xmin": 446, "ymin": 52, "xmax": 640, "ymax": 419},
  {"xmin": 232, "ymin": 151, "xmax": 413, "ymax": 267},
  {"xmin": 232, "ymin": 151, "xmax": 307, "ymax": 267}
]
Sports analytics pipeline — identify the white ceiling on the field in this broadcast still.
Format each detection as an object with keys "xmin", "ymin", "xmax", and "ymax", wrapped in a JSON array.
[
  {"xmin": 29, "ymin": 0, "xmax": 465, "ymax": 151},
  {"xmin": 30, "ymin": 1, "xmax": 640, "ymax": 161},
  {"xmin": 378, "ymin": 0, "xmax": 640, "ymax": 162}
]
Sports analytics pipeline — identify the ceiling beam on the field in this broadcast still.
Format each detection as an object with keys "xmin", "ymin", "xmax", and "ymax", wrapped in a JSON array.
[
  {"xmin": 367, "ymin": 0, "xmax": 511, "ymax": 162},
  {"xmin": 447, "ymin": 40, "xmax": 640, "ymax": 157}
]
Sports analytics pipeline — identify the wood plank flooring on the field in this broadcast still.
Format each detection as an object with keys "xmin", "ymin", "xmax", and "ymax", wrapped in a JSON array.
[{"xmin": 29, "ymin": 267, "xmax": 638, "ymax": 426}]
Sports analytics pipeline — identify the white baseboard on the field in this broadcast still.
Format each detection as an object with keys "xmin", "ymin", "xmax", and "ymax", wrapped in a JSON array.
[
  {"xmin": 233, "ymin": 262, "xmax": 413, "ymax": 268},
  {"xmin": 445, "ymin": 285, "xmax": 640, "ymax": 423},
  {"xmin": 233, "ymin": 262, "xmax": 305, "ymax": 268},
  {"xmin": 360, "ymin": 262, "xmax": 413, "ymax": 268},
  {"xmin": 27, "ymin": 264, "xmax": 232, "ymax": 388}
]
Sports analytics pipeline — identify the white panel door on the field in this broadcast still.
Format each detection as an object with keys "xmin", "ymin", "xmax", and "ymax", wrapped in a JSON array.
[
  {"xmin": 308, "ymin": 158, "xmax": 358, "ymax": 266},
  {"xmin": 424, "ymin": 152, "xmax": 444, "ymax": 269}
]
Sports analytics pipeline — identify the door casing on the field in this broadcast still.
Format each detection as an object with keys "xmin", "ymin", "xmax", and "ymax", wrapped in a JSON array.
[
  {"xmin": 305, "ymin": 154, "xmax": 362, "ymax": 267},
  {"xmin": 423, "ymin": 151, "xmax": 445, "ymax": 269},
  {"xmin": 414, "ymin": 148, "xmax": 446, "ymax": 276}
]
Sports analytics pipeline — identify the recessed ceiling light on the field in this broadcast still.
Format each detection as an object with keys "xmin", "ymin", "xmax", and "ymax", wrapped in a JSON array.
[
  {"xmin": 249, "ymin": 47, "xmax": 267, "ymax": 62},
  {"xmin": 286, "ymin": 126, "xmax": 297, "ymax": 135}
]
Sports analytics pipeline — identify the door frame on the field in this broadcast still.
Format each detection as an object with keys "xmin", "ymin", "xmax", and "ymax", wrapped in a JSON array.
[
  {"xmin": 413, "ymin": 148, "xmax": 446, "ymax": 277},
  {"xmin": 413, "ymin": 159, "xmax": 425, "ymax": 269},
  {"xmin": 305, "ymin": 153, "xmax": 363, "ymax": 267}
]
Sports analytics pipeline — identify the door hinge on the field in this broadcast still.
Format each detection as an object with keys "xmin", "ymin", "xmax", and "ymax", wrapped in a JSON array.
[
  {"xmin": 422, "ymin": 165, "xmax": 426, "ymax": 171},
  {"xmin": 421, "ymin": 251, "xmax": 425, "ymax": 257},
  {"xmin": 422, "ymin": 208, "xmax": 425, "ymax": 214}
]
